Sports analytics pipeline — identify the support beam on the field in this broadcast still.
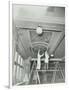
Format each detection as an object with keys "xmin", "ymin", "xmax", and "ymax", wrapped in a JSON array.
[
  {"xmin": 58, "ymin": 63, "xmax": 65, "ymax": 80},
  {"xmin": 17, "ymin": 27, "xmax": 62, "ymax": 32},
  {"xmin": 14, "ymin": 52, "xmax": 18, "ymax": 84},
  {"xmin": 19, "ymin": 58, "xmax": 23, "ymax": 82},
  {"xmin": 31, "ymin": 57, "xmax": 65, "ymax": 62},
  {"xmin": 35, "ymin": 69, "xmax": 64, "ymax": 72},
  {"xmin": 17, "ymin": 55, "xmax": 21, "ymax": 83},
  {"xmin": 29, "ymin": 61, "xmax": 36, "ymax": 83},
  {"xmin": 13, "ymin": 51, "xmax": 18, "ymax": 85},
  {"xmin": 51, "ymin": 62, "xmax": 59, "ymax": 83},
  {"xmin": 36, "ymin": 71, "xmax": 40, "ymax": 84},
  {"xmin": 16, "ymin": 17, "xmax": 65, "ymax": 30}
]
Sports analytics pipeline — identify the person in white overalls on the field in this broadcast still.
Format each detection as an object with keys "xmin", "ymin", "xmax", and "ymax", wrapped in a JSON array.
[
  {"xmin": 36, "ymin": 49, "xmax": 44, "ymax": 70},
  {"xmin": 45, "ymin": 51, "xmax": 49, "ymax": 69}
]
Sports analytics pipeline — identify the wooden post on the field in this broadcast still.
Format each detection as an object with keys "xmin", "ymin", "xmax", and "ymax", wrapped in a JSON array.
[
  {"xmin": 14, "ymin": 51, "xmax": 18, "ymax": 84},
  {"xmin": 16, "ymin": 54, "xmax": 21, "ymax": 83},
  {"xmin": 29, "ymin": 61, "xmax": 36, "ymax": 83},
  {"xmin": 19, "ymin": 56, "xmax": 22, "ymax": 82},
  {"xmin": 21, "ymin": 57, "xmax": 25, "ymax": 83},
  {"xmin": 51, "ymin": 62, "xmax": 59, "ymax": 83},
  {"xmin": 58, "ymin": 63, "xmax": 65, "ymax": 80},
  {"xmin": 20, "ymin": 58, "xmax": 23, "ymax": 82},
  {"xmin": 36, "ymin": 70, "xmax": 40, "ymax": 84}
]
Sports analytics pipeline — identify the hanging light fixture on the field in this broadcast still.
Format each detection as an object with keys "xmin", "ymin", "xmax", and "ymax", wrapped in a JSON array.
[
  {"xmin": 50, "ymin": 54, "xmax": 54, "ymax": 58},
  {"xmin": 36, "ymin": 26, "xmax": 43, "ymax": 35}
]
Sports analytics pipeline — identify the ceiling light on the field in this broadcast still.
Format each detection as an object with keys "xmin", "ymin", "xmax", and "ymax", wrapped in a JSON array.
[
  {"xmin": 36, "ymin": 26, "xmax": 42, "ymax": 35},
  {"xmin": 50, "ymin": 54, "xmax": 54, "ymax": 58}
]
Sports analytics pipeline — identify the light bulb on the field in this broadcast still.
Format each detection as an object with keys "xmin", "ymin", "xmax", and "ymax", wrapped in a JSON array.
[
  {"xmin": 36, "ymin": 26, "xmax": 42, "ymax": 35},
  {"xmin": 51, "ymin": 54, "xmax": 54, "ymax": 57}
]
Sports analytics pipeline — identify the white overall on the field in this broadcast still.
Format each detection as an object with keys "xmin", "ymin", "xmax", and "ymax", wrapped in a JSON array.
[
  {"xmin": 37, "ymin": 53, "xmax": 41, "ymax": 69},
  {"xmin": 36, "ymin": 50, "xmax": 44, "ymax": 70},
  {"xmin": 45, "ymin": 51, "xmax": 49, "ymax": 69},
  {"xmin": 45, "ymin": 51, "xmax": 49, "ymax": 63}
]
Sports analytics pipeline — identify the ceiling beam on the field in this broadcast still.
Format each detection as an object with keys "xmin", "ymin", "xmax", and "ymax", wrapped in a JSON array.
[
  {"xmin": 15, "ymin": 20, "xmax": 65, "ymax": 32},
  {"xmin": 16, "ymin": 27, "xmax": 62, "ymax": 32},
  {"xmin": 15, "ymin": 16, "xmax": 65, "ymax": 24}
]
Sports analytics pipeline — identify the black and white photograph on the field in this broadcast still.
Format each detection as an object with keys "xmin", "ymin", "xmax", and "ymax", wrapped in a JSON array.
[{"xmin": 12, "ymin": 4, "xmax": 65, "ymax": 86}]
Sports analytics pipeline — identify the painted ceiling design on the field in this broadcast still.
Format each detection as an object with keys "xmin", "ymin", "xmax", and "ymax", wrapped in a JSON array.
[
  {"xmin": 30, "ymin": 30, "xmax": 52, "ymax": 43},
  {"xmin": 16, "ymin": 27, "xmax": 64, "ymax": 59},
  {"xmin": 13, "ymin": 5, "xmax": 65, "ymax": 59}
]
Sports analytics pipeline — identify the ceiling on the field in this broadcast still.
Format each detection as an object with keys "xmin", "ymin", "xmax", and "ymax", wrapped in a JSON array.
[
  {"xmin": 12, "ymin": 4, "xmax": 65, "ymax": 59},
  {"xmin": 12, "ymin": 4, "xmax": 65, "ymax": 21}
]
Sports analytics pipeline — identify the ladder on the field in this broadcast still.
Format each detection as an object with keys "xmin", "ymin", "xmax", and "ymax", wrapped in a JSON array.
[{"xmin": 29, "ymin": 60, "xmax": 41, "ymax": 84}]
